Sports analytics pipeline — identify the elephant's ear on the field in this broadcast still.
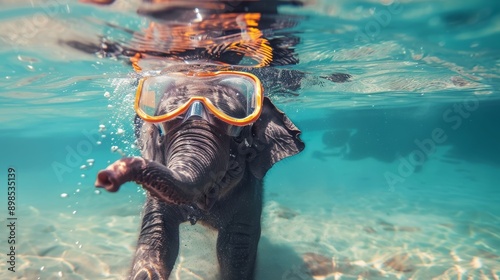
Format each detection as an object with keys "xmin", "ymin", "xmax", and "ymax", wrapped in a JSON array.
[
  {"xmin": 134, "ymin": 114, "xmax": 164, "ymax": 163},
  {"xmin": 249, "ymin": 97, "xmax": 305, "ymax": 179}
]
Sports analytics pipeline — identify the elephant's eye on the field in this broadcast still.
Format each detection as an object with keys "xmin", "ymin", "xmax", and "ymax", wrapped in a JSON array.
[
  {"xmin": 210, "ymin": 86, "xmax": 247, "ymax": 118},
  {"xmin": 155, "ymin": 124, "xmax": 164, "ymax": 137}
]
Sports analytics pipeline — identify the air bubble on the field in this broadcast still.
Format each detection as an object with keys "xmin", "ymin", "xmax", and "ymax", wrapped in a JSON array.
[
  {"xmin": 80, "ymin": 165, "xmax": 87, "ymax": 170},
  {"xmin": 76, "ymin": 189, "xmax": 80, "ymax": 193},
  {"xmin": 107, "ymin": 104, "xmax": 113, "ymax": 109},
  {"xmin": 116, "ymin": 128, "xmax": 125, "ymax": 135},
  {"xmin": 81, "ymin": 174, "xmax": 85, "ymax": 178},
  {"xmin": 104, "ymin": 91, "xmax": 111, "ymax": 98},
  {"xmin": 94, "ymin": 190, "xmax": 101, "ymax": 195},
  {"xmin": 111, "ymin": 146, "xmax": 119, "ymax": 152},
  {"xmin": 87, "ymin": 159, "xmax": 95, "ymax": 163},
  {"xmin": 96, "ymin": 141, "xmax": 102, "ymax": 145},
  {"xmin": 98, "ymin": 124, "xmax": 106, "ymax": 132},
  {"xmin": 60, "ymin": 193, "xmax": 69, "ymax": 198}
]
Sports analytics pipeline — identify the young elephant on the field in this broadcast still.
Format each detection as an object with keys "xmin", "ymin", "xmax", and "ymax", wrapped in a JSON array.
[{"xmin": 95, "ymin": 71, "xmax": 304, "ymax": 279}]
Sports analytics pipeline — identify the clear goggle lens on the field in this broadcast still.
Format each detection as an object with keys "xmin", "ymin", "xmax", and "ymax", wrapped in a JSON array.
[{"xmin": 135, "ymin": 71, "xmax": 263, "ymax": 127}]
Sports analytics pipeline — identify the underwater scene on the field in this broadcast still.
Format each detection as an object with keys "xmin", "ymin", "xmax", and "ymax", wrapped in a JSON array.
[{"xmin": 1, "ymin": 0, "xmax": 499, "ymax": 279}]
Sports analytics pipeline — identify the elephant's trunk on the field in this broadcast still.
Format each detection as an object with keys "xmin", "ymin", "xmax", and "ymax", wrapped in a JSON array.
[
  {"xmin": 95, "ymin": 121, "xmax": 231, "ymax": 207},
  {"xmin": 165, "ymin": 124, "xmax": 230, "ymax": 191},
  {"xmin": 95, "ymin": 157, "xmax": 196, "ymax": 204}
]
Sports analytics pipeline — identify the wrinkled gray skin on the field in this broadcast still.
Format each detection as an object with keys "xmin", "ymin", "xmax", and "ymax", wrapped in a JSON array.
[{"xmin": 95, "ymin": 84, "xmax": 304, "ymax": 279}]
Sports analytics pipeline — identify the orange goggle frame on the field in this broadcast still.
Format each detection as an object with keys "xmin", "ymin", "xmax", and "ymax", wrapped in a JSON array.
[{"xmin": 134, "ymin": 71, "xmax": 264, "ymax": 126}]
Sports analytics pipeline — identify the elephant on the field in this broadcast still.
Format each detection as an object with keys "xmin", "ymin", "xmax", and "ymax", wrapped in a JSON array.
[{"xmin": 95, "ymin": 83, "xmax": 304, "ymax": 279}]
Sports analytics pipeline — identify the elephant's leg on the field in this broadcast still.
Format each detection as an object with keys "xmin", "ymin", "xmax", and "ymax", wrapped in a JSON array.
[
  {"xmin": 130, "ymin": 196, "xmax": 184, "ymax": 280},
  {"xmin": 216, "ymin": 195, "xmax": 262, "ymax": 280}
]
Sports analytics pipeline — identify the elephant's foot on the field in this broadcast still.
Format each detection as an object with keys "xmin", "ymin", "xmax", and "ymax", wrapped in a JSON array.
[
  {"xmin": 131, "ymin": 266, "xmax": 164, "ymax": 280},
  {"xmin": 130, "ymin": 198, "xmax": 181, "ymax": 280},
  {"xmin": 130, "ymin": 247, "xmax": 172, "ymax": 280}
]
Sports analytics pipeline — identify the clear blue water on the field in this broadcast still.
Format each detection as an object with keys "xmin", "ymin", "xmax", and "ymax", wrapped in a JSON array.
[{"xmin": 1, "ymin": 0, "xmax": 499, "ymax": 279}]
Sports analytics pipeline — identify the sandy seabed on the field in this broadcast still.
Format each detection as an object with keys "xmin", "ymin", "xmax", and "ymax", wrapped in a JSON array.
[
  {"xmin": 2, "ymin": 189, "xmax": 499, "ymax": 280},
  {"xmin": 2, "ymin": 131, "xmax": 499, "ymax": 280}
]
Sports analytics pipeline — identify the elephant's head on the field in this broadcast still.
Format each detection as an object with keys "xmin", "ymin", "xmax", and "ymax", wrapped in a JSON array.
[{"xmin": 96, "ymin": 71, "xmax": 304, "ymax": 210}]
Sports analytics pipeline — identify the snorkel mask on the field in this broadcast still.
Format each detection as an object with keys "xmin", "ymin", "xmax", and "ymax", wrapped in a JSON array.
[{"xmin": 134, "ymin": 71, "xmax": 264, "ymax": 137}]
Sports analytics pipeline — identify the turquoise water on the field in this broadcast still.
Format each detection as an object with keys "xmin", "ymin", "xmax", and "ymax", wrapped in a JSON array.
[{"xmin": 1, "ymin": 0, "xmax": 499, "ymax": 279}]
